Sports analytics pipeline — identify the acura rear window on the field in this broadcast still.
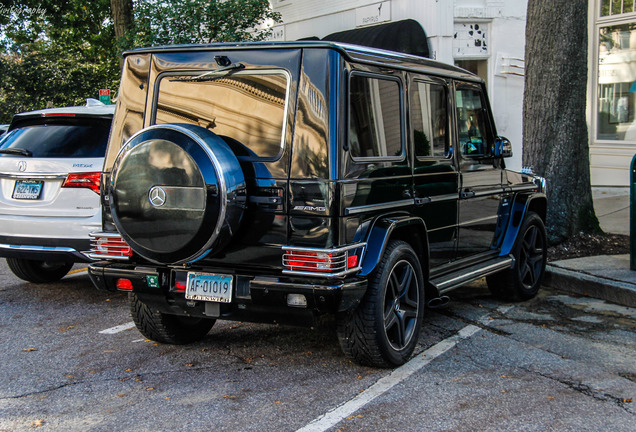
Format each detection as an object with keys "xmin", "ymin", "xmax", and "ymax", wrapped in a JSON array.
[{"xmin": 0, "ymin": 120, "xmax": 111, "ymax": 158}]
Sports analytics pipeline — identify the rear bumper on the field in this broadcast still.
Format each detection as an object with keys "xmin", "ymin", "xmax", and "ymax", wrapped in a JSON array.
[
  {"xmin": 89, "ymin": 261, "xmax": 367, "ymax": 325},
  {"xmin": 0, "ymin": 236, "xmax": 92, "ymax": 262}
]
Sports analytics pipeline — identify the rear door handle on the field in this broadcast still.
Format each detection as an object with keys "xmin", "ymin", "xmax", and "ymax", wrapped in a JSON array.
[{"xmin": 461, "ymin": 190, "xmax": 475, "ymax": 199}]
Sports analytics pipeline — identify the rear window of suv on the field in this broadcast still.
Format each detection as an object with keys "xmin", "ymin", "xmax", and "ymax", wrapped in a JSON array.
[
  {"xmin": 0, "ymin": 119, "xmax": 111, "ymax": 158},
  {"xmin": 152, "ymin": 70, "xmax": 290, "ymax": 161}
]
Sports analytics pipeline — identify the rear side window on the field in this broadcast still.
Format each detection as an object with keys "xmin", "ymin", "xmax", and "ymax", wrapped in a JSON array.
[
  {"xmin": 0, "ymin": 120, "xmax": 111, "ymax": 158},
  {"xmin": 349, "ymin": 74, "xmax": 403, "ymax": 160},
  {"xmin": 410, "ymin": 81, "xmax": 449, "ymax": 158}
]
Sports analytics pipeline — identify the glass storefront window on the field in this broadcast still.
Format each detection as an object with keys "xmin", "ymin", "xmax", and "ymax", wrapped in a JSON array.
[
  {"xmin": 597, "ymin": 22, "xmax": 636, "ymax": 140},
  {"xmin": 601, "ymin": 0, "xmax": 636, "ymax": 16}
]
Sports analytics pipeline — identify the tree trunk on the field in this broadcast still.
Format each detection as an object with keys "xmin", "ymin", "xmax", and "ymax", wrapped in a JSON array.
[
  {"xmin": 523, "ymin": 0, "xmax": 601, "ymax": 243},
  {"xmin": 110, "ymin": 0, "xmax": 134, "ymax": 42}
]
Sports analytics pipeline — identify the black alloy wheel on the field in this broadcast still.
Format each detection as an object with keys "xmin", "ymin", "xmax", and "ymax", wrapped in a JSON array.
[
  {"xmin": 383, "ymin": 259, "xmax": 420, "ymax": 352},
  {"xmin": 337, "ymin": 240, "xmax": 425, "ymax": 368},
  {"xmin": 487, "ymin": 211, "xmax": 547, "ymax": 301},
  {"xmin": 517, "ymin": 220, "xmax": 546, "ymax": 291}
]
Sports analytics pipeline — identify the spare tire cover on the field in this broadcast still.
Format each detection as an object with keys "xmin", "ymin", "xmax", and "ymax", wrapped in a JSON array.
[{"xmin": 110, "ymin": 123, "xmax": 246, "ymax": 264}]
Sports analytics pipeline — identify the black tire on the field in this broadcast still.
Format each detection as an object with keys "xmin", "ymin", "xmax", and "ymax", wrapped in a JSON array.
[
  {"xmin": 6, "ymin": 258, "xmax": 73, "ymax": 283},
  {"xmin": 337, "ymin": 240, "xmax": 425, "ymax": 368},
  {"xmin": 487, "ymin": 211, "xmax": 547, "ymax": 301},
  {"xmin": 129, "ymin": 293, "xmax": 215, "ymax": 344}
]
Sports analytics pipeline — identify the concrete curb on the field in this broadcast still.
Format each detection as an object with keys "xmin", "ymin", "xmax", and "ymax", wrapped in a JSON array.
[{"xmin": 544, "ymin": 264, "xmax": 636, "ymax": 308}]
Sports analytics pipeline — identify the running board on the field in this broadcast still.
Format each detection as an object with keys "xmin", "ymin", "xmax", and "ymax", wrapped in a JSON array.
[{"xmin": 430, "ymin": 256, "xmax": 514, "ymax": 294}]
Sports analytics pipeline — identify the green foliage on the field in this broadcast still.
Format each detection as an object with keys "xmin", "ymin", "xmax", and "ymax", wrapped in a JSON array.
[
  {"xmin": 0, "ymin": 0, "xmax": 119, "ymax": 123},
  {"xmin": 125, "ymin": 0, "xmax": 281, "ymax": 49},
  {"xmin": 0, "ymin": 0, "xmax": 281, "ymax": 123}
]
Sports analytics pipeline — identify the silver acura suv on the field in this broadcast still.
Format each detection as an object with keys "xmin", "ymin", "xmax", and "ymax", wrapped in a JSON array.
[{"xmin": 0, "ymin": 99, "xmax": 114, "ymax": 282}]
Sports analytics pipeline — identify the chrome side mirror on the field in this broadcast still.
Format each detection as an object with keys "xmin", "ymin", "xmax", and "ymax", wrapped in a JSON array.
[{"xmin": 494, "ymin": 136, "xmax": 513, "ymax": 158}]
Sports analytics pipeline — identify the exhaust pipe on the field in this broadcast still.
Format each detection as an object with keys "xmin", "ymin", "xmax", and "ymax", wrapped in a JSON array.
[{"xmin": 427, "ymin": 296, "xmax": 450, "ymax": 309}]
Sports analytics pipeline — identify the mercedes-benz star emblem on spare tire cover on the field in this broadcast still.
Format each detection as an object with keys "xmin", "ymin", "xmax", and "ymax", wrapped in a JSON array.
[{"xmin": 149, "ymin": 186, "xmax": 167, "ymax": 207}]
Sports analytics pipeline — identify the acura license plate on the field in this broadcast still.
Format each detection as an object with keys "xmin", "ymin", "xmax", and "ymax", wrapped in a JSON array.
[
  {"xmin": 185, "ymin": 272, "xmax": 233, "ymax": 303},
  {"xmin": 12, "ymin": 180, "xmax": 43, "ymax": 200}
]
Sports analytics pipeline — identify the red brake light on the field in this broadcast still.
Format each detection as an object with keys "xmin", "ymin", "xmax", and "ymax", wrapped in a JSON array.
[
  {"xmin": 41, "ymin": 113, "xmax": 76, "ymax": 117},
  {"xmin": 63, "ymin": 172, "xmax": 101, "ymax": 194},
  {"xmin": 285, "ymin": 251, "xmax": 337, "ymax": 273},
  {"xmin": 116, "ymin": 278, "xmax": 133, "ymax": 290}
]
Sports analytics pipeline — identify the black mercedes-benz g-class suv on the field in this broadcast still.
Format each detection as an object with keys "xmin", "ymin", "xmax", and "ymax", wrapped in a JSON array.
[{"xmin": 89, "ymin": 41, "xmax": 547, "ymax": 367}]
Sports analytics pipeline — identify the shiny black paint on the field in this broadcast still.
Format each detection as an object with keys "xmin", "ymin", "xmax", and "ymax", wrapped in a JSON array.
[{"xmin": 93, "ymin": 42, "xmax": 547, "ymax": 320}]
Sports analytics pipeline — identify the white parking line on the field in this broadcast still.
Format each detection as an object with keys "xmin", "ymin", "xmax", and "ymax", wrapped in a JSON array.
[
  {"xmin": 297, "ymin": 305, "xmax": 513, "ymax": 432},
  {"xmin": 296, "ymin": 324, "xmax": 483, "ymax": 432},
  {"xmin": 99, "ymin": 322, "xmax": 136, "ymax": 334}
]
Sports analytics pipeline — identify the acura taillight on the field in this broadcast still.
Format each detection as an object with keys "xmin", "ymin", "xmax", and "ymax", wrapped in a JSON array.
[{"xmin": 62, "ymin": 172, "xmax": 101, "ymax": 194}]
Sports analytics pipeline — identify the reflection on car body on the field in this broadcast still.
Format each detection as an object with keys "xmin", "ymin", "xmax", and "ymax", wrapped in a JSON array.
[{"xmin": 89, "ymin": 42, "xmax": 547, "ymax": 368}]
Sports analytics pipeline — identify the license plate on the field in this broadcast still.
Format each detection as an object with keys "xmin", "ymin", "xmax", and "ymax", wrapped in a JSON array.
[
  {"xmin": 185, "ymin": 272, "xmax": 233, "ymax": 303},
  {"xmin": 12, "ymin": 180, "xmax": 43, "ymax": 200}
]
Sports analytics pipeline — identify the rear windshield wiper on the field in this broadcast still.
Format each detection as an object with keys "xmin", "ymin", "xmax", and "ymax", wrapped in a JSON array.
[
  {"xmin": 172, "ymin": 63, "xmax": 245, "ymax": 82},
  {"xmin": 0, "ymin": 148, "xmax": 32, "ymax": 156}
]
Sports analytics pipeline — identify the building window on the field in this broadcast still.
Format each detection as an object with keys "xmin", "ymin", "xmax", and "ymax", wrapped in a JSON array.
[
  {"xmin": 601, "ymin": 0, "xmax": 635, "ymax": 17},
  {"xmin": 597, "ymin": 22, "xmax": 636, "ymax": 141}
]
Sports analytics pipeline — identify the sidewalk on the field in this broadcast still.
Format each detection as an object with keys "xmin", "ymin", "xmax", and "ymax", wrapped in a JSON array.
[{"xmin": 543, "ymin": 187, "xmax": 636, "ymax": 308}]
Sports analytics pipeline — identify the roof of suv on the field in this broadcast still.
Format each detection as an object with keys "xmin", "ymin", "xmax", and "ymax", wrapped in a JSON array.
[{"xmin": 124, "ymin": 41, "xmax": 481, "ymax": 83}]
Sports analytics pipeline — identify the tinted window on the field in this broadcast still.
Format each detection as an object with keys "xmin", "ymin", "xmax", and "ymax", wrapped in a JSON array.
[
  {"xmin": 154, "ymin": 71, "xmax": 289, "ymax": 160},
  {"xmin": 456, "ymin": 87, "xmax": 490, "ymax": 157},
  {"xmin": 0, "ymin": 120, "xmax": 111, "ymax": 158},
  {"xmin": 411, "ymin": 81, "xmax": 449, "ymax": 158},
  {"xmin": 349, "ymin": 75, "xmax": 403, "ymax": 159}
]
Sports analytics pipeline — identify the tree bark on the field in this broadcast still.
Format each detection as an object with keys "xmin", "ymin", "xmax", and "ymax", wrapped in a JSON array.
[
  {"xmin": 110, "ymin": 0, "xmax": 134, "ymax": 42},
  {"xmin": 523, "ymin": 0, "xmax": 601, "ymax": 243}
]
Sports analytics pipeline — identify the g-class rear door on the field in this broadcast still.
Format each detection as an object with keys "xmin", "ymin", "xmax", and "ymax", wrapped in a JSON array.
[
  {"xmin": 409, "ymin": 76, "xmax": 459, "ymax": 267},
  {"xmin": 147, "ymin": 49, "xmax": 301, "ymax": 270},
  {"xmin": 453, "ymin": 82, "xmax": 504, "ymax": 261}
]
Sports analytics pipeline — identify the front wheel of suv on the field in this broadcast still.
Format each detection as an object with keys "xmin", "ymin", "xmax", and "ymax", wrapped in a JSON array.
[
  {"xmin": 337, "ymin": 240, "xmax": 425, "ymax": 368},
  {"xmin": 129, "ymin": 293, "xmax": 215, "ymax": 344},
  {"xmin": 487, "ymin": 211, "xmax": 547, "ymax": 301},
  {"xmin": 6, "ymin": 258, "xmax": 73, "ymax": 283}
]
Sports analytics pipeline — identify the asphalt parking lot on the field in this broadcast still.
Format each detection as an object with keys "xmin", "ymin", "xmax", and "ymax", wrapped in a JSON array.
[{"xmin": 0, "ymin": 260, "xmax": 635, "ymax": 432}]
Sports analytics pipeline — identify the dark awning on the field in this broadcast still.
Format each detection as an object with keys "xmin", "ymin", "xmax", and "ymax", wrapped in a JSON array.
[{"xmin": 321, "ymin": 19, "xmax": 431, "ymax": 58}]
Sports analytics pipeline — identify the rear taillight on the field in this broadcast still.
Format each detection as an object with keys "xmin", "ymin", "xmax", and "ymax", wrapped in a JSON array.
[
  {"xmin": 89, "ymin": 233, "xmax": 132, "ymax": 260},
  {"xmin": 62, "ymin": 172, "xmax": 101, "ymax": 194},
  {"xmin": 116, "ymin": 278, "xmax": 133, "ymax": 291},
  {"xmin": 41, "ymin": 113, "xmax": 76, "ymax": 117},
  {"xmin": 282, "ymin": 244, "xmax": 365, "ymax": 277}
]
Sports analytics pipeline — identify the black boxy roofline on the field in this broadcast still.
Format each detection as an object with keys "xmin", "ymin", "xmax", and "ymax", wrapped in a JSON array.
[{"xmin": 123, "ymin": 41, "xmax": 482, "ymax": 84}]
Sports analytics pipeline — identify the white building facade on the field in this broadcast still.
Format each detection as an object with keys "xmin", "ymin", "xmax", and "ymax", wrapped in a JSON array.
[
  {"xmin": 589, "ymin": 0, "xmax": 636, "ymax": 186},
  {"xmin": 270, "ymin": 0, "xmax": 528, "ymax": 171}
]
